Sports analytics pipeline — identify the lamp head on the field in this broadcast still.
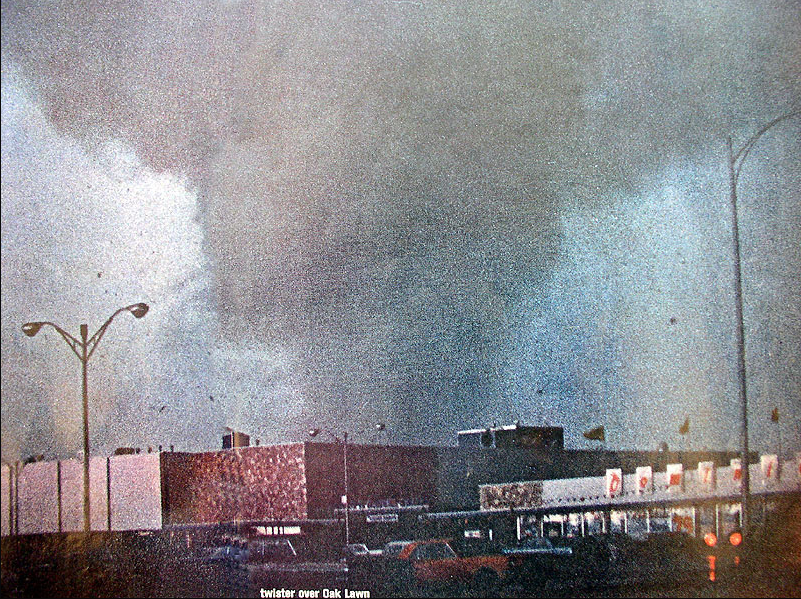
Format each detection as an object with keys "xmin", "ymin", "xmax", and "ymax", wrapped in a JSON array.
[
  {"xmin": 308, "ymin": 428, "xmax": 321, "ymax": 438},
  {"xmin": 127, "ymin": 303, "xmax": 149, "ymax": 319},
  {"xmin": 375, "ymin": 423, "xmax": 386, "ymax": 432},
  {"xmin": 21, "ymin": 322, "xmax": 45, "ymax": 337}
]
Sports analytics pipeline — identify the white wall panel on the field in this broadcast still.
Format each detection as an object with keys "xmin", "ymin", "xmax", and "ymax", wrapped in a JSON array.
[
  {"xmin": 109, "ymin": 453, "xmax": 162, "ymax": 531},
  {"xmin": 17, "ymin": 461, "xmax": 58, "ymax": 534}
]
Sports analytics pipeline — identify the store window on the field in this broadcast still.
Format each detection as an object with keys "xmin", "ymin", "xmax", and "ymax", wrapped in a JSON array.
[
  {"xmin": 718, "ymin": 502, "xmax": 741, "ymax": 539},
  {"xmin": 627, "ymin": 510, "xmax": 649, "ymax": 539},
  {"xmin": 565, "ymin": 513, "xmax": 583, "ymax": 537},
  {"xmin": 671, "ymin": 506, "xmax": 695, "ymax": 535},
  {"xmin": 649, "ymin": 506, "xmax": 671, "ymax": 533},
  {"xmin": 543, "ymin": 513, "xmax": 566, "ymax": 538},
  {"xmin": 609, "ymin": 510, "xmax": 626, "ymax": 534},
  {"xmin": 583, "ymin": 511, "xmax": 605, "ymax": 536}
]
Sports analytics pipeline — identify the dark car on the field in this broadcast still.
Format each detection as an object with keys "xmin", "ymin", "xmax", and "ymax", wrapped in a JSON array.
[
  {"xmin": 246, "ymin": 538, "xmax": 298, "ymax": 564},
  {"xmin": 560, "ymin": 533, "xmax": 641, "ymax": 584},
  {"xmin": 502, "ymin": 536, "xmax": 577, "ymax": 588},
  {"xmin": 346, "ymin": 540, "xmax": 417, "ymax": 595},
  {"xmin": 627, "ymin": 532, "xmax": 708, "ymax": 586},
  {"xmin": 344, "ymin": 543, "xmax": 371, "ymax": 558},
  {"xmin": 503, "ymin": 536, "xmax": 573, "ymax": 557},
  {"xmin": 203, "ymin": 541, "xmax": 249, "ymax": 567}
]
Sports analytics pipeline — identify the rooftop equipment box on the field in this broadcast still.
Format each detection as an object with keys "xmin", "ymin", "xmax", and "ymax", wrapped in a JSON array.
[{"xmin": 457, "ymin": 424, "xmax": 564, "ymax": 450}]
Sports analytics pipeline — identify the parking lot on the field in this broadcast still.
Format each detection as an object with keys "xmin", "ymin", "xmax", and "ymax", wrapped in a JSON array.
[{"xmin": 3, "ymin": 530, "xmax": 799, "ymax": 598}]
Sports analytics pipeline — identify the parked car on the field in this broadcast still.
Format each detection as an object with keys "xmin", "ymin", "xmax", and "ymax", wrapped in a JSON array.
[
  {"xmin": 502, "ymin": 536, "xmax": 573, "ymax": 557},
  {"xmin": 502, "ymin": 536, "xmax": 578, "ymax": 586},
  {"xmin": 346, "ymin": 540, "xmax": 416, "ymax": 594},
  {"xmin": 344, "ymin": 543, "xmax": 371, "ymax": 557},
  {"xmin": 395, "ymin": 539, "xmax": 513, "ymax": 594},
  {"xmin": 634, "ymin": 532, "xmax": 708, "ymax": 584},
  {"xmin": 202, "ymin": 539, "xmax": 249, "ymax": 567},
  {"xmin": 382, "ymin": 540, "xmax": 416, "ymax": 559},
  {"xmin": 559, "ymin": 533, "xmax": 638, "ymax": 583},
  {"xmin": 343, "ymin": 543, "xmax": 382, "ymax": 559},
  {"xmin": 246, "ymin": 538, "xmax": 298, "ymax": 564}
]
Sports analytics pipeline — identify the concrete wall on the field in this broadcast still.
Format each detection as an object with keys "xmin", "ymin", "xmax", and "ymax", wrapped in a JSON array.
[
  {"xmin": 17, "ymin": 461, "xmax": 59, "ymax": 534},
  {"xmin": 3, "ymin": 454, "xmax": 163, "ymax": 535},
  {"xmin": 59, "ymin": 458, "xmax": 108, "ymax": 532},
  {"xmin": 1, "ymin": 464, "xmax": 12, "ymax": 536},
  {"xmin": 110, "ymin": 453, "xmax": 162, "ymax": 531}
]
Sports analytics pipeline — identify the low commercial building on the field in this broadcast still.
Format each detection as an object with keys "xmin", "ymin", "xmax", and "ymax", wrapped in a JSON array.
[{"xmin": 4, "ymin": 425, "xmax": 794, "ymax": 549}]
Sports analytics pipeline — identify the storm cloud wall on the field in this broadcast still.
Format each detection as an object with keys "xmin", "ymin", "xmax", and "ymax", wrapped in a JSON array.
[{"xmin": 2, "ymin": 0, "xmax": 799, "ymax": 452}]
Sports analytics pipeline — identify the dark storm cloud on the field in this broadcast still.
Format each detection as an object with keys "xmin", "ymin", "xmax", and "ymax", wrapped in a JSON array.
[{"xmin": 2, "ymin": 0, "xmax": 799, "ymax": 447}]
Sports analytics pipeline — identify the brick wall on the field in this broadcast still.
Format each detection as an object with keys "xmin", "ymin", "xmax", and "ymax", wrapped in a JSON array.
[
  {"xmin": 160, "ymin": 444, "xmax": 308, "ymax": 525},
  {"xmin": 304, "ymin": 443, "xmax": 438, "ymax": 519}
]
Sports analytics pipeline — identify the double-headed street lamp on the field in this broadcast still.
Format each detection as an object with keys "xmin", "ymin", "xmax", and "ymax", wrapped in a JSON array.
[
  {"xmin": 22, "ymin": 302, "xmax": 149, "ymax": 533},
  {"xmin": 726, "ymin": 110, "xmax": 799, "ymax": 540}
]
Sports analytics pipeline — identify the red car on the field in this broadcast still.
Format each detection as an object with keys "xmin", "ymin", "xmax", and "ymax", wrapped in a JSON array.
[{"xmin": 395, "ymin": 539, "xmax": 511, "ymax": 592}]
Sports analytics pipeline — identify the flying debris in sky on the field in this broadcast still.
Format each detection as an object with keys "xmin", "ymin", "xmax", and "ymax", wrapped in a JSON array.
[{"xmin": 583, "ymin": 426, "xmax": 605, "ymax": 442}]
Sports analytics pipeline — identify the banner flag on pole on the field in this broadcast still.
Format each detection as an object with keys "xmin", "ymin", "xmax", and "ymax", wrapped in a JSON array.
[
  {"xmin": 636, "ymin": 466, "xmax": 653, "ymax": 494},
  {"xmin": 730, "ymin": 458, "xmax": 743, "ymax": 485},
  {"xmin": 583, "ymin": 426, "xmax": 605, "ymax": 442},
  {"xmin": 771, "ymin": 407, "xmax": 779, "ymax": 422},
  {"xmin": 605, "ymin": 468, "xmax": 622, "ymax": 497},
  {"xmin": 678, "ymin": 417, "xmax": 690, "ymax": 436},
  {"xmin": 667, "ymin": 463, "xmax": 684, "ymax": 491},
  {"xmin": 760, "ymin": 454, "xmax": 779, "ymax": 481},
  {"xmin": 697, "ymin": 461, "xmax": 716, "ymax": 491}
]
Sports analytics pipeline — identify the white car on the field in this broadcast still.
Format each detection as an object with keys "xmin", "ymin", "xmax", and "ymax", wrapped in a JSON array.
[
  {"xmin": 344, "ymin": 543, "xmax": 383, "ymax": 558},
  {"xmin": 344, "ymin": 543, "xmax": 370, "ymax": 556},
  {"xmin": 502, "ymin": 536, "xmax": 573, "ymax": 556}
]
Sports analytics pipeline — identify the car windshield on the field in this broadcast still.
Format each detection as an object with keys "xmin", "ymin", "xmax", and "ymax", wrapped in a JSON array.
[
  {"xmin": 248, "ymin": 539, "xmax": 297, "ymax": 562},
  {"xmin": 526, "ymin": 537, "xmax": 552, "ymax": 549},
  {"xmin": 383, "ymin": 541, "xmax": 412, "ymax": 558},
  {"xmin": 410, "ymin": 542, "xmax": 457, "ymax": 561}
]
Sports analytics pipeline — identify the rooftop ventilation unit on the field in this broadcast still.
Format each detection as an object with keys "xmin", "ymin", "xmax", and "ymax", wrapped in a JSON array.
[{"xmin": 223, "ymin": 430, "xmax": 251, "ymax": 449}]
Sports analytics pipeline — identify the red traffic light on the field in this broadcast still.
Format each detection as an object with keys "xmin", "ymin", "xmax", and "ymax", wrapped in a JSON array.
[
  {"xmin": 704, "ymin": 532, "xmax": 718, "ymax": 547},
  {"xmin": 729, "ymin": 531, "xmax": 742, "ymax": 546}
]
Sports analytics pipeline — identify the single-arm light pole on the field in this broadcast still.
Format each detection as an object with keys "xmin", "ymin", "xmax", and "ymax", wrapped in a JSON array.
[
  {"xmin": 308, "ymin": 423, "xmax": 386, "ymax": 548},
  {"xmin": 726, "ymin": 110, "xmax": 799, "ymax": 540},
  {"xmin": 343, "ymin": 431, "xmax": 350, "ymax": 547},
  {"xmin": 309, "ymin": 427, "xmax": 351, "ymax": 546},
  {"xmin": 22, "ymin": 302, "xmax": 149, "ymax": 533}
]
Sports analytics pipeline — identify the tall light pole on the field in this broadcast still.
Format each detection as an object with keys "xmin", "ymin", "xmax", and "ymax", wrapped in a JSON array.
[
  {"xmin": 22, "ymin": 302, "xmax": 149, "ymax": 533},
  {"xmin": 308, "ymin": 423, "xmax": 386, "ymax": 548},
  {"xmin": 309, "ymin": 427, "xmax": 351, "ymax": 546},
  {"xmin": 343, "ymin": 431, "xmax": 350, "ymax": 547},
  {"xmin": 726, "ymin": 110, "xmax": 799, "ymax": 540}
]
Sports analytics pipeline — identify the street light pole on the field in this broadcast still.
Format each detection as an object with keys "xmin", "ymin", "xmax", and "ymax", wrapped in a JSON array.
[
  {"xmin": 22, "ymin": 303, "xmax": 149, "ymax": 533},
  {"xmin": 343, "ymin": 431, "xmax": 350, "ymax": 548},
  {"xmin": 308, "ymin": 423, "xmax": 385, "ymax": 548},
  {"xmin": 726, "ymin": 110, "xmax": 799, "ymax": 540},
  {"xmin": 309, "ymin": 427, "xmax": 351, "ymax": 547},
  {"xmin": 81, "ymin": 324, "xmax": 90, "ymax": 533}
]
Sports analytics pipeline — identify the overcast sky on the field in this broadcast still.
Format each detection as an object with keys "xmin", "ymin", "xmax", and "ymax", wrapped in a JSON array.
[{"xmin": 2, "ymin": 0, "xmax": 799, "ymax": 461}]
